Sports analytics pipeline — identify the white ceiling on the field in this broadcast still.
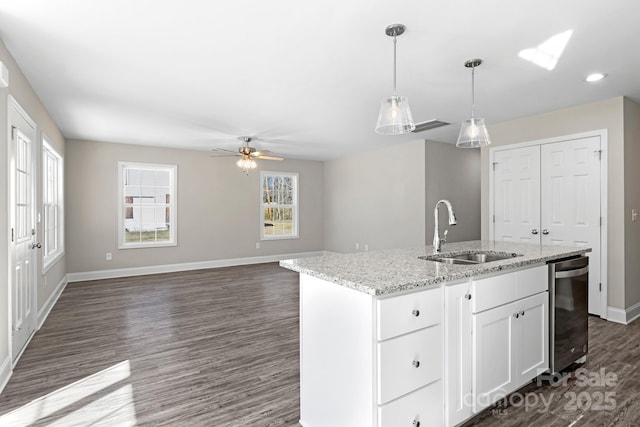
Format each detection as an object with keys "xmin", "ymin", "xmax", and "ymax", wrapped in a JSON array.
[{"xmin": 0, "ymin": 0, "xmax": 639, "ymax": 161}]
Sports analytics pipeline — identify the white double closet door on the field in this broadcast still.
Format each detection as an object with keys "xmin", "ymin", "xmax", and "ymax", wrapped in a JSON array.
[{"xmin": 492, "ymin": 135, "xmax": 602, "ymax": 315}]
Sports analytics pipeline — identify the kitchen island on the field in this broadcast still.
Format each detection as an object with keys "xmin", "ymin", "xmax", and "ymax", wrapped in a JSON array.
[{"xmin": 280, "ymin": 240, "xmax": 590, "ymax": 427}]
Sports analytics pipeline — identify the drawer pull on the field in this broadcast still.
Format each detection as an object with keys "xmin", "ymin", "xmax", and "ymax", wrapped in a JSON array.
[
  {"xmin": 412, "ymin": 360, "xmax": 420, "ymax": 368},
  {"xmin": 514, "ymin": 312, "xmax": 520, "ymax": 319},
  {"xmin": 411, "ymin": 309, "xmax": 420, "ymax": 317},
  {"xmin": 413, "ymin": 420, "xmax": 420, "ymax": 427},
  {"xmin": 520, "ymin": 310, "xmax": 525, "ymax": 317},
  {"xmin": 464, "ymin": 293, "xmax": 472, "ymax": 300}
]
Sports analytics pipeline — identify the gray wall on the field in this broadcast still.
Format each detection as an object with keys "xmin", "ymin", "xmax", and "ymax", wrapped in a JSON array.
[
  {"xmin": 324, "ymin": 139, "xmax": 426, "ymax": 253},
  {"xmin": 481, "ymin": 97, "xmax": 625, "ymax": 310},
  {"xmin": 624, "ymin": 98, "xmax": 640, "ymax": 310},
  {"xmin": 425, "ymin": 140, "xmax": 481, "ymax": 245},
  {"xmin": 0, "ymin": 39, "xmax": 67, "ymax": 364},
  {"xmin": 65, "ymin": 139, "xmax": 324, "ymax": 273}
]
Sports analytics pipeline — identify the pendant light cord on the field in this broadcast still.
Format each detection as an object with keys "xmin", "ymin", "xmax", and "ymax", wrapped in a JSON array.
[
  {"xmin": 470, "ymin": 65, "xmax": 475, "ymax": 118},
  {"xmin": 393, "ymin": 36, "xmax": 397, "ymax": 96}
]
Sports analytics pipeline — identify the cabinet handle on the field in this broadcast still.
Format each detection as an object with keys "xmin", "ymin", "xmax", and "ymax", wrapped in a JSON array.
[
  {"xmin": 413, "ymin": 421, "xmax": 420, "ymax": 427},
  {"xmin": 412, "ymin": 309, "xmax": 420, "ymax": 317},
  {"xmin": 514, "ymin": 313, "xmax": 520, "ymax": 319},
  {"xmin": 412, "ymin": 360, "xmax": 420, "ymax": 368},
  {"xmin": 464, "ymin": 294, "xmax": 472, "ymax": 300},
  {"xmin": 542, "ymin": 229, "xmax": 549, "ymax": 235},
  {"xmin": 531, "ymin": 229, "xmax": 539, "ymax": 235},
  {"xmin": 520, "ymin": 310, "xmax": 525, "ymax": 316}
]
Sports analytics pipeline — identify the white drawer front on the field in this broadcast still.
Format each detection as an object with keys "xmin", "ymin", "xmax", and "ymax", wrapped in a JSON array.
[
  {"xmin": 377, "ymin": 325, "xmax": 442, "ymax": 404},
  {"xmin": 516, "ymin": 265, "xmax": 548, "ymax": 299},
  {"xmin": 471, "ymin": 272, "xmax": 517, "ymax": 313},
  {"xmin": 377, "ymin": 287, "xmax": 442, "ymax": 341},
  {"xmin": 378, "ymin": 380, "xmax": 443, "ymax": 427},
  {"xmin": 472, "ymin": 266, "xmax": 549, "ymax": 313}
]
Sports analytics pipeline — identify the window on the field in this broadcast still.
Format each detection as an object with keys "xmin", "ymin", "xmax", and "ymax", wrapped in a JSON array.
[
  {"xmin": 42, "ymin": 138, "xmax": 64, "ymax": 271},
  {"xmin": 261, "ymin": 171, "xmax": 298, "ymax": 239},
  {"xmin": 118, "ymin": 162, "xmax": 177, "ymax": 248}
]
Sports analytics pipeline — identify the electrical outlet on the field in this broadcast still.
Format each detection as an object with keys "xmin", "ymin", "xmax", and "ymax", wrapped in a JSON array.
[
  {"xmin": 633, "ymin": 209, "xmax": 638, "ymax": 222},
  {"xmin": 256, "ymin": 242, "xmax": 261, "ymax": 249},
  {"xmin": 355, "ymin": 243, "xmax": 359, "ymax": 250},
  {"xmin": 106, "ymin": 252, "xmax": 112, "ymax": 261}
]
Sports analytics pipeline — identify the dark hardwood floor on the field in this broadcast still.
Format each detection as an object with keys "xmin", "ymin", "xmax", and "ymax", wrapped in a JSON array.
[
  {"xmin": 0, "ymin": 263, "xmax": 301, "ymax": 426},
  {"xmin": 0, "ymin": 262, "xmax": 639, "ymax": 426}
]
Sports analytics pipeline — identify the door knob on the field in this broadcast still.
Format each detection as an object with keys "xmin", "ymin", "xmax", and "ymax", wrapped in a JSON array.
[
  {"xmin": 542, "ymin": 229, "xmax": 549, "ymax": 235},
  {"xmin": 531, "ymin": 229, "xmax": 539, "ymax": 235}
]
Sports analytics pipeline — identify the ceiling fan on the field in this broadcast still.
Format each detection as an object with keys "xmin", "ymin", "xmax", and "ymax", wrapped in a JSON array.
[{"xmin": 210, "ymin": 136, "xmax": 284, "ymax": 173}]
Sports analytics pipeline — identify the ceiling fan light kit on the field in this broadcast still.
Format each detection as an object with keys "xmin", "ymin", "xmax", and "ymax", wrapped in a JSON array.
[
  {"xmin": 375, "ymin": 24, "xmax": 416, "ymax": 135},
  {"xmin": 456, "ymin": 58, "xmax": 491, "ymax": 148}
]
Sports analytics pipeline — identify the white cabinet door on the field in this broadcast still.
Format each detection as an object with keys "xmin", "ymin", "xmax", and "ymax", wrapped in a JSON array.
[
  {"xmin": 473, "ymin": 292, "xmax": 549, "ymax": 414},
  {"xmin": 515, "ymin": 292, "xmax": 549, "ymax": 387},
  {"xmin": 472, "ymin": 301, "xmax": 516, "ymax": 413},
  {"xmin": 444, "ymin": 282, "xmax": 473, "ymax": 426},
  {"xmin": 493, "ymin": 146, "xmax": 541, "ymax": 243},
  {"xmin": 541, "ymin": 137, "xmax": 602, "ymax": 315}
]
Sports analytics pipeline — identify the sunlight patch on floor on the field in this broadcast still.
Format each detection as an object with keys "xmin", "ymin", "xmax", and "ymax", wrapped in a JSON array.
[{"xmin": 0, "ymin": 360, "xmax": 136, "ymax": 426}]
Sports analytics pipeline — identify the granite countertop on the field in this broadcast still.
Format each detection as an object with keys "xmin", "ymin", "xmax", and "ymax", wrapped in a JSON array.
[{"xmin": 279, "ymin": 240, "xmax": 590, "ymax": 296}]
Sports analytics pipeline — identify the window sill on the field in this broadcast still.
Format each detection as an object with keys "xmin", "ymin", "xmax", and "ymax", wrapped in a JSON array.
[
  {"xmin": 118, "ymin": 241, "xmax": 177, "ymax": 250},
  {"xmin": 260, "ymin": 235, "xmax": 300, "ymax": 241}
]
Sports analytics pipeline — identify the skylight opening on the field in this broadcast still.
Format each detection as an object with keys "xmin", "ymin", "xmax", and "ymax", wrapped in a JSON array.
[{"xmin": 518, "ymin": 30, "xmax": 573, "ymax": 71}]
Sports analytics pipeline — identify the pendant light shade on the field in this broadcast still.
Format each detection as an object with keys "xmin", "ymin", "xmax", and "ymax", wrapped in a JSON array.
[
  {"xmin": 375, "ymin": 24, "xmax": 415, "ymax": 135},
  {"xmin": 376, "ymin": 95, "xmax": 415, "ymax": 135},
  {"xmin": 456, "ymin": 59, "xmax": 491, "ymax": 148},
  {"xmin": 457, "ymin": 117, "xmax": 491, "ymax": 148}
]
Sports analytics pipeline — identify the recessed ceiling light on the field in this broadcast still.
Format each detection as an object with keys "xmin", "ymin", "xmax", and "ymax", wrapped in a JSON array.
[{"xmin": 585, "ymin": 73, "xmax": 606, "ymax": 82}]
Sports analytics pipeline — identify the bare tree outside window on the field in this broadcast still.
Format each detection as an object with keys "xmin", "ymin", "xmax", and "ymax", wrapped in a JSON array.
[{"xmin": 261, "ymin": 172, "xmax": 298, "ymax": 239}]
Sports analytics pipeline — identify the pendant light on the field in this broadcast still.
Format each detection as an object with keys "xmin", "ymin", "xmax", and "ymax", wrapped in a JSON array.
[
  {"xmin": 456, "ymin": 59, "xmax": 491, "ymax": 148},
  {"xmin": 375, "ymin": 24, "xmax": 415, "ymax": 135}
]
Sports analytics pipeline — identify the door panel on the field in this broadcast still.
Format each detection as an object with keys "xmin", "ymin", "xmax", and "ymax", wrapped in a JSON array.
[
  {"xmin": 516, "ymin": 292, "xmax": 549, "ymax": 387},
  {"xmin": 541, "ymin": 137, "xmax": 601, "ymax": 315},
  {"xmin": 493, "ymin": 146, "xmax": 541, "ymax": 244},
  {"xmin": 9, "ymin": 100, "xmax": 37, "ymax": 361},
  {"xmin": 472, "ymin": 302, "xmax": 515, "ymax": 413}
]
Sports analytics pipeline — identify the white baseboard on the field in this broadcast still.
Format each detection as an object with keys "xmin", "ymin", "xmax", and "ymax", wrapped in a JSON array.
[
  {"xmin": 0, "ymin": 355, "xmax": 11, "ymax": 394},
  {"xmin": 606, "ymin": 302, "xmax": 640, "ymax": 325},
  {"xmin": 37, "ymin": 275, "xmax": 68, "ymax": 330},
  {"xmin": 67, "ymin": 251, "xmax": 328, "ymax": 283}
]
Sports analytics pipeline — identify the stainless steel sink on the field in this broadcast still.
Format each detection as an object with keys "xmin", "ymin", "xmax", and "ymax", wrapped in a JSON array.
[{"xmin": 419, "ymin": 251, "xmax": 522, "ymax": 265}]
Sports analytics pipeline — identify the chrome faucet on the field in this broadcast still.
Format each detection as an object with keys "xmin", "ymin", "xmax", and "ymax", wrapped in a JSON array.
[{"xmin": 433, "ymin": 199, "xmax": 457, "ymax": 252}]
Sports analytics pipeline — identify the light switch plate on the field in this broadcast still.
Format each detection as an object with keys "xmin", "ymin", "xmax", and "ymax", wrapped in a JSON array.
[{"xmin": 633, "ymin": 209, "xmax": 638, "ymax": 222}]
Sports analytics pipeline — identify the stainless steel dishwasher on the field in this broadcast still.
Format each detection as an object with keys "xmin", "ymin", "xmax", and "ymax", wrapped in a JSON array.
[{"xmin": 548, "ymin": 256, "xmax": 589, "ymax": 373}]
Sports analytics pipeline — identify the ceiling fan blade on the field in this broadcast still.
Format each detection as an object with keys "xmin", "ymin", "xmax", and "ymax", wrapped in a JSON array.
[
  {"xmin": 255, "ymin": 155, "xmax": 284, "ymax": 161},
  {"xmin": 252, "ymin": 150, "xmax": 272, "ymax": 157},
  {"xmin": 211, "ymin": 147, "xmax": 238, "ymax": 154},
  {"xmin": 210, "ymin": 153, "xmax": 240, "ymax": 157}
]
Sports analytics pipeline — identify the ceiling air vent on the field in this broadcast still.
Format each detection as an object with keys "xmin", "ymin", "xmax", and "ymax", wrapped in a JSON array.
[{"xmin": 411, "ymin": 119, "xmax": 450, "ymax": 133}]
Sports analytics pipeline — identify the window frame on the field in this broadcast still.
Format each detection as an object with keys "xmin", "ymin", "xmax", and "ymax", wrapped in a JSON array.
[
  {"xmin": 41, "ymin": 136, "xmax": 64, "ymax": 272},
  {"xmin": 118, "ymin": 161, "xmax": 177, "ymax": 249},
  {"xmin": 260, "ymin": 171, "xmax": 299, "ymax": 241}
]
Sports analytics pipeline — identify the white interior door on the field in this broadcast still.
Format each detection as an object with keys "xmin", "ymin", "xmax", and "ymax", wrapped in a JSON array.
[
  {"xmin": 9, "ymin": 99, "xmax": 37, "ymax": 361},
  {"xmin": 541, "ymin": 137, "xmax": 602, "ymax": 315},
  {"xmin": 493, "ymin": 146, "xmax": 541, "ymax": 243}
]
